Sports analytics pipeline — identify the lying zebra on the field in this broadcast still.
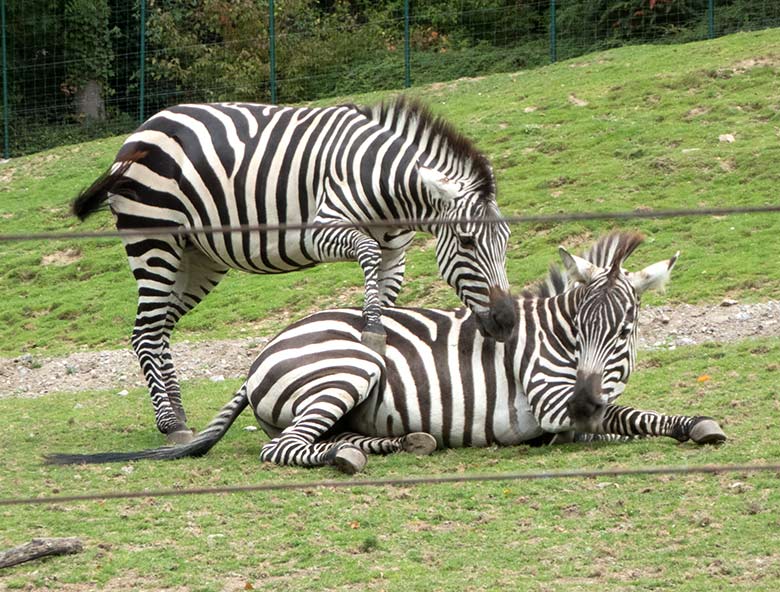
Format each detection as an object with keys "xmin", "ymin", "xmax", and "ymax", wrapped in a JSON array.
[{"xmin": 47, "ymin": 232, "xmax": 726, "ymax": 472}]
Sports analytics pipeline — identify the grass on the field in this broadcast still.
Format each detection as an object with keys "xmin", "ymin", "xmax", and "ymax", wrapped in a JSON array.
[
  {"xmin": 1, "ymin": 29, "xmax": 780, "ymax": 356},
  {"xmin": 0, "ymin": 339, "xmax": 778, "ymax": 591}
]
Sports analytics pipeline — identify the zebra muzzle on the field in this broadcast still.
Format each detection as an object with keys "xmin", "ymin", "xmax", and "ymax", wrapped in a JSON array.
[{"xmin": 475, "ymin": 290, "xmax": 517, "ymax": 342}]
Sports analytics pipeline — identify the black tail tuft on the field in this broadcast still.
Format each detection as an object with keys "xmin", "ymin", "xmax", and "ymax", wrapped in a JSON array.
[
  {"xmin": 44, "ymin": 385, "xmax": 250, "ymax": 465},
  {"xmin": 71, "ymin": 150, "xmax": 146, "ymax": 221}
]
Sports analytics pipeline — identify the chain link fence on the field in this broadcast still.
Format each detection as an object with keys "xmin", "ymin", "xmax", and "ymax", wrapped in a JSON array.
[{"xmin": 2, "ymin": 0, "xmax": 779, "ymax": 159}]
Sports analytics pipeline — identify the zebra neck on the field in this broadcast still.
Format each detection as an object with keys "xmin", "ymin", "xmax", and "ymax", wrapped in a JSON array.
[{"xmin": 515, "ymin": 288, "xmax": 584, "ymax": 374}]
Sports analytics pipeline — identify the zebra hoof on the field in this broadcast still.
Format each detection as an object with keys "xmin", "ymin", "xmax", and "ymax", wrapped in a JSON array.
[
  {"xmin": 361, "ymin": 330, "xmax": 387, "ymax": 356},
  {"xmin": 402, "ymin": 432, "xmax": 437, "ymax": 455},
  {"xmin": 333, "ymin": 445, "xmax": 367, "ymax": 475},
  {"xmin": 166, "ymin": 429, "xmax": 195, "ymax": 445},
  {"xmin": 690, "ymin": 419, "xmax": 727, "ymax": 445}
]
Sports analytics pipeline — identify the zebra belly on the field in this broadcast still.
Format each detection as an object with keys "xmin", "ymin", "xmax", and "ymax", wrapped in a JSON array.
[{"xmin": 345, "ymin": 368, "xmax": 545, "ymax": 448}]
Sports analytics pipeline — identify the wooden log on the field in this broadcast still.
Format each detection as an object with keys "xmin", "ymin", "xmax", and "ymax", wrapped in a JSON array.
[{"xmin": 0, "ymin": 538, "xmax": 83, "ymax": 568}]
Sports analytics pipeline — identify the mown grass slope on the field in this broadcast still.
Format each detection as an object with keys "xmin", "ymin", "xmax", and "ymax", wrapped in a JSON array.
[{"xmin": 1, "ymin": 29, "xmax": 779, "ymax": 356}]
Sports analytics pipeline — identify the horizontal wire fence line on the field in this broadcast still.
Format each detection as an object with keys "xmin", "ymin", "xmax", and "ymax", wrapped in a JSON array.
[
  {"xmin": 2, "ymin": 462, "xmax": 779, "ymax": 507},
  {"xmin": 3, "ymin": 1, "xmax": 780, "ymax": 158},
  {"xmin": 1, "ymin": 203, "xmax": 779, "ymax": 244}
]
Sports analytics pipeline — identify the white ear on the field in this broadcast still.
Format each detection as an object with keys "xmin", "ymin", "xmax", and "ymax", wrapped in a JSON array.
[
  {"xmin": 559, "ymin": 247, "xmax": 601, "ymax": 284},
  {"xmin": 628, "ymin": 251, "xmax": 679, "ymax": 295},
  {"xmin": 418, "ymin": 166, "xmax": 461, "ymax": 203}
]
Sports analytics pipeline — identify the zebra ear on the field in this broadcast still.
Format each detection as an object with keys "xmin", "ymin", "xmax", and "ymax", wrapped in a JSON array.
[
  {"xmin": 628, "ymin": 251, "xmax": 679, "ymax": 296},
  {"xmin": 418, "ymin": 166, "xmax": 461, "ymax": 203},
  {"xmin": 559, "ymin": 247, "xmax": 601, "ymax": 284}
]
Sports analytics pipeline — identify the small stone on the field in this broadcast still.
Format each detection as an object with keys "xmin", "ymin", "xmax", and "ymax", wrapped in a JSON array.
[
  {"xmin": 117, "ymin": 389, "xmax": 129, "ymax": 397},
  {"xmin": 210, "ymin": 375, "xmax": 225, "ymax": 382},
  {"xmin": 74, "ymin": 403, "xmax": 84, "ymax": 409},
  {"xmin": 720, "ymin": 298, "xmax": 738, "ymax": 307},
  {"xmin": 718, "ymin": 133, "xmax": 736, "ymax": 143},
  {"xmin": 243, "ymin": 426, "xmax": 258, "ymax": 432},
  {"xmin": 734, "ymin": 312, "xmax": 751, "ymax": 321}
]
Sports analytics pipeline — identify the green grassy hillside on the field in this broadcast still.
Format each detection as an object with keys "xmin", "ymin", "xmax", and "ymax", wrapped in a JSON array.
[{"xmin": 1, "ymin": 29, "xmax": 779, "ymax": 356}]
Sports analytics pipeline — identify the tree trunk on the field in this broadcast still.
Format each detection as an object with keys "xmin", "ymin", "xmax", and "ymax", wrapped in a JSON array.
[{"xmin": 74, "ymin": 80, "xmax": 106, "ymax": 122}]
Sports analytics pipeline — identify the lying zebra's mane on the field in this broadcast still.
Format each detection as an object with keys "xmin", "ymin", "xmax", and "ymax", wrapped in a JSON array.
[
  {"xmin": 523, "ymin": 231, "xmax": 645, "ymax": 298},
  {"xmin": 354, "ymin": 96, "xmax": 495, "ymax": 198}
]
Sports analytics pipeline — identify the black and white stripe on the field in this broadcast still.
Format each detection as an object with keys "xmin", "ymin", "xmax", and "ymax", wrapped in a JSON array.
[
  {"xmin": 48, "ymin": 232, "xmax": 726, "ymax": 469},
  {"xmin": 71, "ymin": 97, "xmax": 516, "ymax": 439}
]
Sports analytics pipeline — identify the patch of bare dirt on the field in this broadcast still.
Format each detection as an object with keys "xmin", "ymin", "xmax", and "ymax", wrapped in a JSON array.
[
  {"xmin": 41, "ymin": 248, "xmax": 82, "ymax": 266},
  {"xmin": 1, "ymin": 301, "xmax": 778, "ymax": 399}
]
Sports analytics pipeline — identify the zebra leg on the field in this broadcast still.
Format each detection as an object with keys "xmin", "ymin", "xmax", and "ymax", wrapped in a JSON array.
[
  {"xmin": 310, "ymin": 224, "xmax": 386, "ymax": 354},
  {"xmin": 570, "ymin": 400, "xmax": 727, "ymax": 444},
  {"xmin": 378, "ymin": 243, "xmax": 411, "ymax": 306},
  {"xmin": 124, "ymin": 234, "xmax": 187, "ymax": 440},
  {"xmin": 324, "ymin": 431, "xmax": 438, "ymax": 456},
  {"xmin": 159, "ymin": 245, "xmax": 229, "ymax": 426},
  {"xmin": 124, "ymin": 235, "xmax": 227, "ymax": 442},
  {"xmin": 259, "ymin": 386, "xmax": 376, "ymax": 473}
]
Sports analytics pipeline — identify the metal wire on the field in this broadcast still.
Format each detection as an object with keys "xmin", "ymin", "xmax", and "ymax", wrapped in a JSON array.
[
  {"xmin": 2, "ymin": 462, "xmax": 778, "ymax": 507},
  {"xmin": 1, "ymin": 204, "xmax": 779, "ymax": 243}
]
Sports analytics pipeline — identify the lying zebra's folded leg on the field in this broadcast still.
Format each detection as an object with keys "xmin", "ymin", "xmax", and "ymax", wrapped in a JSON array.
[
  {"xmin": 258, "ymin": 388, "xmax": 380, "ymax": 473},
  {"xmin": 324, "ymin": 431, "xmax": 437, "ymax": 456},
  {"xmin": 260, "ymin": 433, "xmax": 368, "ymax": 474}
]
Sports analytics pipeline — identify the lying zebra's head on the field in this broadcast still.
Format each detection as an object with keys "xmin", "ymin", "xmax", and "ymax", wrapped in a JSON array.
[
  {"xmin": 419, "ymin": 166, "xmax": 516, "ymax": 341},
  {"xmin": 559, "ymin": 233, "xmax": 678, "ymax": 405}
]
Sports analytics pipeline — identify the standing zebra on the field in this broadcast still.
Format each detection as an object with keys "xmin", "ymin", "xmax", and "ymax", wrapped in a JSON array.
[
  {"xmin": 48, "ymin": 232, "xmax": 726, "ymax": 471},
  {"xmin": 72, "ymin": 96, "xmax": 516, "ymax": 443}
]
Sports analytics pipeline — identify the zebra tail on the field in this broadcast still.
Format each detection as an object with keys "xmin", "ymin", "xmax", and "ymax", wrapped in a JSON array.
[
  {"xmin": 71, "ymin": 149, "xmax": 146, "ymax": 221},
  {"xmin": 44, "ymin": 384, "xmax": 250, "ymax": 465}
]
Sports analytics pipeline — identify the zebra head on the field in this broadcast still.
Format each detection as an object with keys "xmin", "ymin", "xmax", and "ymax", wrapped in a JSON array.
[
  {"xmin": 559, "ymin": 233, "xmax": 678, "ymax": 405},
  {"xmin": 418, "ymin": 166, "xmax": 516, "ymax": 342}
]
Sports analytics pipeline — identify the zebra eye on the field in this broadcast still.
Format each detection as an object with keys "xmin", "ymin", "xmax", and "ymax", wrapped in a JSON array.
[
  {"xmin": 619, "ymin": 324, "xmax": 633, "ymax": 339},
  {"xmin": 459, "ymin": 235, "xmax": 477, "ymax": 250}
]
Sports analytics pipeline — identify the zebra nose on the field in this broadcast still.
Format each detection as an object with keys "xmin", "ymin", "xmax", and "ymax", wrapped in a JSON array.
[{"xmin": 476, "ymin": 290, "xmax": 516, "ymax": 342}]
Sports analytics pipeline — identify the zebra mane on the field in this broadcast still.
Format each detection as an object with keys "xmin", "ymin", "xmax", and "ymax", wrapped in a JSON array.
[
  {"xmin": 523, "ymin": 231, "xmax": 645, "ymax": 298},
  {"xmin": 354, "ymin": 96, "xmax": 495, "ymax": 198}
]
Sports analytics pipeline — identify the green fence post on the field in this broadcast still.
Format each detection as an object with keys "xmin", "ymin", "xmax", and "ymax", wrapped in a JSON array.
[
  {"xmin": 1, "ymin": 0, "xmax": 9, "ymax": 159},
  {"xmin": 550, "ymin": 0, "xmax": 557, "ymax": 63},
  {"xmin": 707, "ymin": 0, "xmax": 715, "ymax": 39},
  {"xmin": 139, "ymin": 0, "xmax": 146, "ymax": 122},
  {"xmin": 404, "ymin": 0, "xmax": 411, "ymax": 88},
  {"xmin": 269, "ymin": 0, "xmax": 277, "ymax": 104}
]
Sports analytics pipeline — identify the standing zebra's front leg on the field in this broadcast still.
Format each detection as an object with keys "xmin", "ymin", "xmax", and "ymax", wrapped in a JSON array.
[
  {"xmin": 310, "ymin": 224, "xmax": 387, "ymax": 355},
  {"xmin": 378, "ymin": 240, "xmax": 412, "ymax": 307},
  {"xmin": 566, "ymin": 388, "xmax": 727, "ymax": 444}
]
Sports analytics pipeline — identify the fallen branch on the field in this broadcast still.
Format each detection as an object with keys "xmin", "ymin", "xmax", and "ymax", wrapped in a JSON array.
[{"xmin": 0, "ymin": 538, "xmax": 83, "ymax": 568}]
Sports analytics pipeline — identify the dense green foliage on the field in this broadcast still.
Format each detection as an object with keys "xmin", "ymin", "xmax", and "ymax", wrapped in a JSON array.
[{"xmin": 3, "ymin": 1, "xmax": 780, "ymax": 155}]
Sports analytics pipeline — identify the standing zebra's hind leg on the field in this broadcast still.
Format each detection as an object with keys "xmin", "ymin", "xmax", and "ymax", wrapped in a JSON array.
[{"xmin": 123, "ymin": 233, "xmax": 228, "ymax": 442}]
